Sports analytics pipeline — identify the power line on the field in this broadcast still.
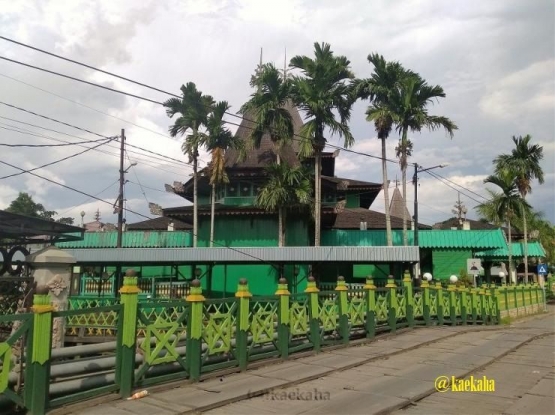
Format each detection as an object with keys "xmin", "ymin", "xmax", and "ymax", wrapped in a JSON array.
[
  {"xmin": 428, "ymin": 171, "xmax": 489, "ymax": 201},
  {"xmin": 0, "ymin": 101, "xmax": 202, "ymax": 168},
  {"xmin": 425, "ymin": 170, "xmax": 485, "ymax": 205},
  {"xmin": 0, "ymin": 137, "xmax": 115, "ymax": 180},
  {"xmin": 0, "ymin": 157, "xmax": 280, "ymax": 266},
  {"xmin": 0, "ymin": 49, "xmax": 397, "ymax": 165},
  {"xmin": 0, "ymin": 134, "xmax": 110, "ymax": 148},
  {"xmin": 0, "ymin": 55, "xmax": 162, "ymax": 105},
  {"xmin": 0, "ymin": 72, "xmax": 173, "ymax": 141},
  {"xmin": 57, "ymin": 179, "xmax": 119, "ymax": 217},
  {"xmin": 0, "ymin": 120, "xmax": 186, "ymax": 177},
  {"xmin": 126, "ymin": 151, "xmax": 149, "ymax": 204}
]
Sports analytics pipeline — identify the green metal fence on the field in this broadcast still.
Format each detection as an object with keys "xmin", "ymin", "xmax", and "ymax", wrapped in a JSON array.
[{"xmin": 0, "ymin": 273, "xmax": 546, "ymax": 415}]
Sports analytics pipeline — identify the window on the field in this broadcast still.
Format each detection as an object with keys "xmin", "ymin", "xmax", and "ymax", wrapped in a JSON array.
[
  {"xmin": 240, "ymin": 182, "xmax": 251, "ymax": 197},
  {"xmin": 227, "ymin": 183, "xmax": 238, "ymax": 197}
]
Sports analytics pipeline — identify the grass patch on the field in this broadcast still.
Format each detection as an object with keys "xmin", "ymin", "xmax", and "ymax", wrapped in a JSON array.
[{"xmin": 500, "ymin": 316, "xmax": 512, "ymax": 325}]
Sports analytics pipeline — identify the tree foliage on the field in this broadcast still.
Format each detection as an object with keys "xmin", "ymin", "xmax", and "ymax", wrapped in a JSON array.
[{"xmin": 5, "ymin": 192, "xmax": 74, "ymax": 224}]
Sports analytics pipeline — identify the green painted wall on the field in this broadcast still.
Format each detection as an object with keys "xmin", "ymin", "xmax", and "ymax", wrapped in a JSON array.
[
  {"xmin": 346, "ymin": 193, "xmax": 360, "ymax": 208},
  {"xmin": 432, "ymin": 249, "xmax": 472, "ymax": 280},
  {"xmin": 195, "ymin": 215, "xmax": 311, "ymax": 296}
]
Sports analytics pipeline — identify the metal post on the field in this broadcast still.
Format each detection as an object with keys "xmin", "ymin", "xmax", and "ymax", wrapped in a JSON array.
[{"xmin": 413, "ymin": 163, "xmax": 419, "ymax": 248}]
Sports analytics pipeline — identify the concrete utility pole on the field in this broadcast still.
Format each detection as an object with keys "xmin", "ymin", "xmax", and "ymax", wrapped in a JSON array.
[{"xmin": 117, "ymin": 129, "xmax": 125, "ymax": 248}]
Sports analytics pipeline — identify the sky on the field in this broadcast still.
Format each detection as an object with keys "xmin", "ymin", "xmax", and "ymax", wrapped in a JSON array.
[{"xmin": 0, "ymin": 0, "xmax": 553, "ymax": 229}]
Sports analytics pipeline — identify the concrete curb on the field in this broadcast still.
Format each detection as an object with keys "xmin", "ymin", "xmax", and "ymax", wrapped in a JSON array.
[{"xmin": 51, "ymin": 309, "xmax": 554, "ymax": 415}]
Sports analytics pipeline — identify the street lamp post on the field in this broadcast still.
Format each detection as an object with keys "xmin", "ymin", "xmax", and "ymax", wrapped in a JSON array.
[{"xmin": 413, "ymin": 163, "xmax": 448, "ymax": 277}]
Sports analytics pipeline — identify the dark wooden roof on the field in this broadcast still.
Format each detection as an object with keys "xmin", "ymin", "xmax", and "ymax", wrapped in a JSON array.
[
  {"xmin": 431, "ymin": 217, "xmax": 517, "ymax": 236},
  {"xmin": 389, "ymin": 187, "xmax": 411, "ymax": 220},
  {"xmin": 127, "ymin": 217, "xmax": 191, "ymax": 231},
  {"xmin": 224, "ymin": 100, "xmax": 304, "ymax": 169},
  {"xmin": 322, "ymin": 176, "xmax": 382, "ymax": 190},
  {"xmin": 325, "ymin": 207, "xmax": 431, "ymax": 230}
]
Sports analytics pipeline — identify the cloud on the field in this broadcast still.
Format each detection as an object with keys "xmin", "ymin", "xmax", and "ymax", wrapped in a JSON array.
[
  {"xmin": 479, "ymin": 59, "xmax": 555, "ymax": 121},
  {"xmin": 0, "ymin": 0, "xmax": 553, "ymax": 228}
]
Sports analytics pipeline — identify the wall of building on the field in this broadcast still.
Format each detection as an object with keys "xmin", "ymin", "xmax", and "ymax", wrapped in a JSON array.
[
  {"xmin": 195, "ymin": 214, "xmax": 311, "ymax": 296},
  {"xmin": 432, "ymin": 249, "xmax": 473, "ymax": 280}
]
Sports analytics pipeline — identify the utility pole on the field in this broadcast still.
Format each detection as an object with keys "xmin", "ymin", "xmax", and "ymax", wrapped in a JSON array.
[
  {"xmin": 117, "ymin": 129, "xmax": 125, "ymax": 248},
  {"xmin": 115, "ymin": 129, "xmax": 125, "ymax": 296}
]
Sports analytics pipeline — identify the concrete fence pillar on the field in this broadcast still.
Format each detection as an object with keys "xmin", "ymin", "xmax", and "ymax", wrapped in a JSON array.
[{"xmin": 26, "ymin": 246, "xmax": 76, "ymax": 349}]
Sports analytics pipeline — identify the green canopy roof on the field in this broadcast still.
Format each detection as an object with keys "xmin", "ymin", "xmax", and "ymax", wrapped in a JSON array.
[
  {"xmin": 475, "ymin": 241, "xmax": 546, "ymax": 259},
  {"xmin": 56, "ymin": 231, "xmax": 191, "ymax": 249},
  {"xmin": 323, "ymin": 229, "xmax": 507, "ymax": 249}
]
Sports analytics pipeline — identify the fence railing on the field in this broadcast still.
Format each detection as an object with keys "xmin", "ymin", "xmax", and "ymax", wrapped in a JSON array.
[{"xmin": 0, "ymin": 273, "xmax": 546, "ymax": 415}]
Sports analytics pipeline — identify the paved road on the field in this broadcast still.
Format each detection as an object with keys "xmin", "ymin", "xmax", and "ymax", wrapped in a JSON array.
[{"xmin": 71, "ymin": 311, "xmax": 554, "ymax": 415}]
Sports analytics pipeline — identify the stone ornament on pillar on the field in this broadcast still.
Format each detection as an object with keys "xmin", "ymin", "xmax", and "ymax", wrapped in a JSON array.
[
  {"xmin": 26, "ymin": 246, "xmax": 76, "ymax": 350},
  {"xmin": 47, "ymin": 274, "xmax": 68, "ymax": 297}
]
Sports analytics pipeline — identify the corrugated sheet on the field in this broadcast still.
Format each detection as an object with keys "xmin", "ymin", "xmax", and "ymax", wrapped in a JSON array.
[
  {"xmin": 475, "ymin": 242, "xmax": 546, "ymax": 259},
  {"xmin": 322, "ymin": 229, "xmax": 506, "ymax": 249},
  {"xmin": 63, "ymin": 246, "xmax": 420, "ymax": 264},
  {"xmin": 56, "ymin": 231, "xmax": 192, "ymax": 249}
]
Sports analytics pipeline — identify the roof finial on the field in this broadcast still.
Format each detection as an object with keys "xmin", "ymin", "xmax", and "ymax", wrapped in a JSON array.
[{"xmin": 283, "ymin": 46, "xmax": 287, "ymax": 80}]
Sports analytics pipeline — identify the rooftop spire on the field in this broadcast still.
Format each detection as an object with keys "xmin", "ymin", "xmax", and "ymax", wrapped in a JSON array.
[{"xmin": 283, "ymin": 47, "xmax": 287, "ymax": 79}]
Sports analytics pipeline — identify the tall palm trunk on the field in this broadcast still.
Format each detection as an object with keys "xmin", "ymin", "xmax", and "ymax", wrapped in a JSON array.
[
  {"xmin": 401, "ymin": 131, "xmax": 408, "ymax": 246},
  {"xmin": 278, "ymin": 207, "xmax": 286, "ymax": 247},
  {"xmin": 382, "ymin": 138, "xmax": 392, "ymax": 246},
  {"xmin": 193, "ymin": 151, "xmax": 198, "ymax": 248},
  {"xmin": 210, "ymin": 183, "xmax": 216, "ymax": 248},
  {"xmin": 507, "ymin": 219, "xmax": 513, "ymax": 284},
  {"xmin": 522, "ymin": 204, "xmax": 528, "ymax": 284},
  {"xmin": 314, "ymin": 151, "xmax": 322, "ymax": 247}
]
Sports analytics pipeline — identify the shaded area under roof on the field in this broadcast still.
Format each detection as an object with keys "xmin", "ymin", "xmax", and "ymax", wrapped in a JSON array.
[
  {"xmin": 0, "ymin": 210, "xmax": 84, "ymax": 245},
  {"xmin": 127, "ymin": 217, "xmax": 191, "ymax": 231},
  {"xmin": 475, "ymin": 242, "xmax": 546, "ymax": 259}
]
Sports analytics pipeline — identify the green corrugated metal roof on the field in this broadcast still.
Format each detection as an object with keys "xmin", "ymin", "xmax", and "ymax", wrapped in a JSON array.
[
  {"xmin": 56, "ymin": 231, "xmax": 192, "ymax": 249},
  {"xmin": 322, "ymin": 229, "xmax": 507, "ymax": 249},
  {"xmin": 475, "ymin": 242, "xmax": 546, "ymax": 259}
]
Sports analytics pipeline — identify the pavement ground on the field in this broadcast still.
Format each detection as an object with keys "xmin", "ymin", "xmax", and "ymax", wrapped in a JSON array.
[{"xmin": 58, "ymin": 310, "xmax": 555, "ymax": 415}]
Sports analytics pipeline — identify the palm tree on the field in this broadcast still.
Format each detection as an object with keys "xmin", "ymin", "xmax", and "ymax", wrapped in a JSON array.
[
  {"xmin": 354, "ymin": 54, "xmax": 414, "ymax": 247},
  {"xmin": 255, "ymin": 162, "xmax": 312, "ymax": 247},
  {"xmin": 163, "ymin": 82, "xmax": 214, "ymax": 247},
  {"xmin": 289, "ymin": 42, "xmax": 355, "ymax": 246},
  {"xmin": 477, "ymin": 171, "xmax": 531, "ymax": 284},
  {"xmin": 392, "ymin": 75, "xmax": 458, "ymax": 245},
  {"xmin": 494, "ymin": 135, "xmax": 544, "ymax": 282},
  {"xmin": 202, "ymin": 101, "xmax": 242, "ymax": 247},
  {"xmin": 239, "ymin": 63, "xmax": 294, "ymax": 164}
]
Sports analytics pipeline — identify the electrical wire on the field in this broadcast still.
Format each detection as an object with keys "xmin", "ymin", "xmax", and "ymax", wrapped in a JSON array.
[
  {"xmin": 0, "ymin": 157, "xmax": 285, "ymax": 266},
  {"xmin": 425, "ymin": 170, "xmax": 485, "ymax": 205},
  {"xmin": 427, "ymin": 171, "xmax": 489, "ymax": 201},
  {"xmin": 126, "ymin": 151, "xmax": 149, "ymax": 204},
  {"xmin": 0, "ymin": 120, "xmax": 186, "ymax": 177},
  {"xmin": 0, "ymin": 114, "xmax": 191, "ymax": 169},
  {"xmin": 0, "ymin": 137, "xmax": 115, "ymax": 180},
  {"xmin": 0, "ymin": 134, "xmax": 111, "ymax": 148},
  {"xmin": 0, "ymin": 52, "xmax": 397, "ymax": 164},
  {"xmin": 57, "ymin": 179, "xmax": 119, "ymax": 217},
  {"xmin": 0, "ymin": 72, "xmax": 173, "ymax": 141},
  {"xmin": 0, "ymin": 101, "xmax": 203, "ymax": 168}
]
